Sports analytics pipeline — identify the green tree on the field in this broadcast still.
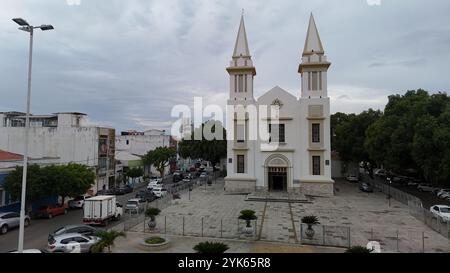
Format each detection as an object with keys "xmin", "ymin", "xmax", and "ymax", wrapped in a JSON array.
[
  {"xmin": 57, "ymin": 164, "xmax": 95, "ymax": 205},
  {"xmin": 143, "ymin": 147, "xmax": 176, "ymax": 178},
  {"xmin": 125, "ymin": 167, "xmax": 144, "ymax": 183},
  {"xmin": 364, "ymin": 89, "xmax": 450, "ymax": 186},
  {"xmin": 178, "ymin": 121, "xmax": 226, "ymax": 170},
  {"xmin": 4, "ymin": 165, "xmax": 47, "ymax": 213},
  {"xmin": 332, "ymin": 109, "xmax": 381, "ymax": 165},
  {"xmin": 4, "ymin": 164, "xmax": 95, "ymax": 209}
]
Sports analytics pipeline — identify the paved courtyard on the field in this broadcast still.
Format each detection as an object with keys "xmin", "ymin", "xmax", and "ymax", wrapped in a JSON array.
[{"xmin": 121, "ymin": 178, "xmax": 450, "ymax": 253}]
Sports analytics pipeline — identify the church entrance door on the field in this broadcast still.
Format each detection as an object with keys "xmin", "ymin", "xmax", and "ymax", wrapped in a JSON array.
[{"xmin": 268, "ymin": 167, "xmax": 287, "ymax": 192}]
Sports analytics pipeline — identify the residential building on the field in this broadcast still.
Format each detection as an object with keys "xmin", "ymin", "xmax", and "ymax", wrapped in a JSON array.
[
  {"xmin": 116, "ymin": 129, "xmax": 177, "ymax": 176},
  {"xmin": 224, "ymin": 14, "xmax": 334, "ymax": 196},
  {"xmin": 0, "ymin": 112, "xmax": 116, "ymax": 194}
]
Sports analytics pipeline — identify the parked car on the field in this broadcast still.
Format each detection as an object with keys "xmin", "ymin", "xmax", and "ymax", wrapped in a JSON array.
[
  {"xmin": 149, "ymin": 176, "xmax": 162, "ymax": 183},
  {"xmin": 0, "ymin": 212, "xmax": 31, "ymax": 235},
  {"xmin": 374, "ymin": 169, "xmax": 387, "ymax": 178},
  {"xmin": 417, "ymin": 184, "xmax": 435, "ymax": 192},
  {"xmin": 36, "ymin": 204, "xmax": 68, "ymax": 219},
  {"xmin": 391, "ymin": 176, "xmax": 410, "ymax": 186},
  {"xmin": 430, "ymin": 205, "xmax": 450, "ymax": 222},
  {"xmin": 135, "ymin": 190, "xmax": 157, "ymax": 203},
  {"xmin": 440, "ymin": 192, "xmax": 450, "ymax": 200},
  {"xmin": 49, "ymin": 224, "xmax": 98, "ymax": 241},
  {"xmin": 115, "ymin": 185, "xmax": 133, "ymax": 195},
  {"xmin": 125, "ymin": 198, "xmax": 144, "ymax": 214},
  {"xmin": 346, "ymin": 174, "xmax": 359, "ymax": 183},
  {"xmin": 407, "ymin": 181, "xmax": 420, "ymax": 187},
  {"xmin": 47, "ymin": 233, "xmax": 100, "ymax": 253},
  {"xmin": 152, "ymin": 187, "xmax": 168, "ymax": 198},
  {"xmin": 437, "ymin": 189, "xmax": 450, "ymax": 198},
  {"xmin": 8, "ymin": 249, "xmax": 47, "ymax": 253},
  {"xmin": 68, "ymin": 196, "xmax": 87, "ymax": 209},
  {"xmin": 182, "ymin": 177, "xmax": 191, "ymax": 183},
  {"xmin": 147, "ymin": 180, "xmax": 162, "ymax": 190},
  {"xmin": 199, "ymin": 172, "xmax": 208, "ymax": 179},
  {"xmin": 360, "ymin": 182, "xmax": 374, "ymax": 193}
]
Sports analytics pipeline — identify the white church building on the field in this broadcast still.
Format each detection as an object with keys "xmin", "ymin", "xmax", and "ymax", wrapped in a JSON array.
[{"xmin": 224, "ymin": 14, "xmax": 334, "ymax": 196}]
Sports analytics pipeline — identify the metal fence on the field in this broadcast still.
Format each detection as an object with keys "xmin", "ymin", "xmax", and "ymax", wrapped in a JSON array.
[
  {"xmin": 300, "ymin": 224, "xmax": 351, "ymax": 248},
  {"xmin": 125, "ymin": 214, "xmax": 258, "ymax": 240},
  {"xmin": 364, "ymin": 175, "xmax": 450, "ymax": 239}
]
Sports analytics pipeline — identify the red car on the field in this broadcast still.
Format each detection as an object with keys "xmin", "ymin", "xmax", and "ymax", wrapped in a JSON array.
[{"xmin": 36, "ymin": 204, "xmax": 68, "ymax": 219}]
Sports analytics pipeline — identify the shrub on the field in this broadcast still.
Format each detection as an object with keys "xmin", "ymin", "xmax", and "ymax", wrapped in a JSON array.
[
  {"xmin": 345, "ymin": 246, "xmax": 373, "ymax": 253},
  {"xmin": 193, "ymin": 241, "xmax": 229, "ymax": 254},
  {"xmin": 145, "ymin": 237, "xmax": 166, "ymax": 244}
]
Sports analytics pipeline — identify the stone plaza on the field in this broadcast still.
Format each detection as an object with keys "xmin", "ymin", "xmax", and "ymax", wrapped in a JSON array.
[{"xmin": 117, "ymin": 177, "xmax": 450, "ymax": 253}]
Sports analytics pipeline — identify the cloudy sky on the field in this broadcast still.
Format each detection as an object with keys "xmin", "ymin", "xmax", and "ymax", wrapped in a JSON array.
[{"xmin": 1, "ymin": 0, "xmax": 449, "ymax": 132}]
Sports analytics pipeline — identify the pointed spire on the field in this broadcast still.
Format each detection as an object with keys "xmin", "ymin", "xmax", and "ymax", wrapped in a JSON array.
[
  {"xmin": 303, "ymin": 13, "xmax": 324, "ymax": 56},
  {"xmin": 233, "ymin": 14, "xmax": 251, "ymax": 58}
]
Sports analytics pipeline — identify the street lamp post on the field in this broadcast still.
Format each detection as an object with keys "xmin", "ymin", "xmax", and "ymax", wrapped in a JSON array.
[
  {"xmin": 387, "ymin": 177, "xmax": 392, "ymax": 207},
  {"xmin": 12, "ymin": 18, "xmax": 54, "ymax": 253}
]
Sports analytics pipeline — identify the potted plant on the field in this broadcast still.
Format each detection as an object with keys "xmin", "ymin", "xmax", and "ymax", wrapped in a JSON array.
[
  {"xmin": 145, "ymin": 207, "xmax": 161, "ymax": 230},
  {"xmin": 193, "ymin": 241, "xmax": 229, "ymax": 253},
  {"xmin": 238, "ymin": 210, "xmax": 257, "ymax": 234},
  {"xmin": 301, "ymin": 215, "xmax": 320, "ymax": 239},
  {"xmin": 345, "ymin": 246, "xmax": 373, "ymax": 253}
]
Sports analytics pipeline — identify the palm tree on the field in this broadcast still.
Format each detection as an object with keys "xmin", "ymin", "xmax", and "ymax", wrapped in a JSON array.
[{"xmin": 91, "ymin": 230, "xmax": 126, "ymax": 253}]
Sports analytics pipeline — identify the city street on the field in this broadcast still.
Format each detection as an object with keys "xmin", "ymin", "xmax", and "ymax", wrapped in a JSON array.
[
  {"xmin": 0, "ymin": 182, "xmax": 146, "ymax": 253},
  {"xmin": 0, "ymin": 174, "xmax": 199, "ymax": 253}
]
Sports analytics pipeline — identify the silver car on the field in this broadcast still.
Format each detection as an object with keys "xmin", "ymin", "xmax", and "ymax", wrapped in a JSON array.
[
  {"xmin": 47, "ymin": 233, "xmax": 100, "ymax": 253},
  {"xmin": 0, "ymin": 212, "xmax": 31, "ymax": 235}
]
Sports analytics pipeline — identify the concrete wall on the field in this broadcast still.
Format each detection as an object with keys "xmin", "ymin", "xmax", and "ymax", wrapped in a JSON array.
[{"xmin": 116, "ymin": 134, "xmax": 171, "ymax": 156}]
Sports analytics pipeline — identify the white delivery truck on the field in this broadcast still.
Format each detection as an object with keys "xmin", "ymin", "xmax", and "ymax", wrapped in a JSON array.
[{"xmin": 83, "ymin": 195, "xmax": 123, "ymax": 226}]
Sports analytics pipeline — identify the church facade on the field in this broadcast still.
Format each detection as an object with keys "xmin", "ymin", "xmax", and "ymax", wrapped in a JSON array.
[{"xmin": 224, "ymin": 14, "xmax": 334, "ymax": 197}]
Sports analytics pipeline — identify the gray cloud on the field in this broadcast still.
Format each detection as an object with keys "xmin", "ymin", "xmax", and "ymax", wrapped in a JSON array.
[{"xmin": 1, "ymin": 0, "xmax": 449, "ymax": 132}]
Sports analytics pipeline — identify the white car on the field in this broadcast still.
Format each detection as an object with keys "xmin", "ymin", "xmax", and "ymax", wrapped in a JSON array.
[
  {"xmin": 440, "ymin": 192, "xmax": 450, "ymax": 200},
  {"xmin": 68, "ymin": 196, "xmax": 87, "ymax": 209},
  {"xmin": 346, "ymin": 174, "xmax": 359, "ymax": 183},
  {"xmin": 417, "ymin": 184, "xmax": 435, "ymax": 192},
  {"xmin": 124, "ymin": 198, "xmax": 144, "ymax": 214},
  {"xmin": 150, "ymin": 176, "xmax": 162, "ymax": 183},
  {"xmin": 437, "ymin": 189, "xmax": 450, "ymax": 198},
  {"xmin": 147, "ymin": 180, "xmax": 162, "ymax": 190},
  {"xmin": 152, "ymin": 187, "xmax": 168, "ymax": 198},
  {"xmin": 430, "ymin": 205, "xmax": 450, "ymax": 222},
  {"xmin": 199, "ymin": 172, "xmax": 207, "ymax": 178}
]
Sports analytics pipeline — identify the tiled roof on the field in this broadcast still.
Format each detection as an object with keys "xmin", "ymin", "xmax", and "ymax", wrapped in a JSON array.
[{"xmin": 0, "ymin": 150, "xmax": 23, "ymax": 161}]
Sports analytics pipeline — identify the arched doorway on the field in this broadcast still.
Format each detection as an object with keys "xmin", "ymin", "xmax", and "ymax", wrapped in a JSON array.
[{"xmin": 265, "ymin": 155, "xmax": 290, "ymax": 192}]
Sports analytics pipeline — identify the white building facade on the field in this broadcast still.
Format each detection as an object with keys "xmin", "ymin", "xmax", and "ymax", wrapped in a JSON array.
[
  {"xmin": 115, "ymin": 129, "xmax": 175, "ymax": 176},
  {"xmin": 0, "ymin": 112, "xmax": 116, "ymax": 194},
  {"xmin": 224, "ymin": 14, "xmax": 334, "ymax": 196},
  {"xmin": 115, "ymin": 129, "xmax": 172, "ymax": 157}
]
